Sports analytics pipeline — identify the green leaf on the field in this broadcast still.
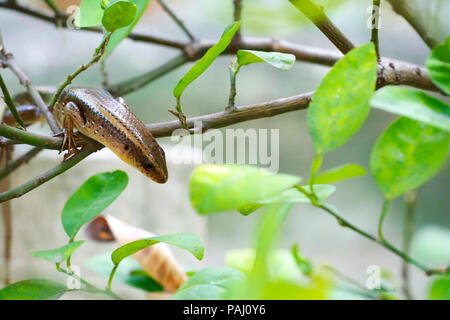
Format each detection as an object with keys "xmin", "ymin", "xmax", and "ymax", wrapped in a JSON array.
[
  {"xmin": 411, "ymin": 225, "xmax": 450, "ymax": 267},
  {"xmin": 170, "ymin": 267, "xmax": 247, "ymax": 300},
  {"xmin": 428, "ymin": 277, "xmax": 450, "ymax": 300},
  {"xmin": 102, "ymin": 0, "xmax": 137, "ymax": 32},
  {"xmin": 370, "ymin": 117, "xmax": 449, "ymax": 199},
  {"xmin": 85, "ymin": 253, "xmax": 163, "ymax": 292},
  {"xmin": 307, "ymin": 43, "xmax": 377, "ymax": 154},
  {"xmin": 62, "ymin": 170, "xmax": 128, "ymax": 239},
  {"xmin": 76, "ymin": 0, "xmax": 104, "ymax": 28},
  {"xmin": 31, "ymin": 240, "xmax": 85, "ymax": 263},
  {"xmin": 313, "ymin": 164, "xmax": 367, "ymax": 184},
  {"xmin": 111, "ymin": 233, "xmax": 204, "ymax": 265},
  {"xmin": 371, "ymin": 86, "xmax": 450, "ymax": 132},
  {"xmin": 104, "ymin": 0, "xmax": 151, "ymax": 56},
  {"xmin": 237, "ymin": 50, "xmax": 296, "ymax": 70},
  {"xmin": 237, "ymin": 184, "xmax": 335, "ymax": 216},
  {"xmin": 0, "ymin": 279, "xmax": 67, "ymax": 300},
  {"xmin": 426, "ymin": 37, "xmax": 450, "ymax": 95},
  {"xmin": 189, "ymin": 164, "xmax": 301, "ymax": 214},
  {"xmin": 173, "ymin": 21, "xmax": 241, "ymax": 98},
  {"xmin": 225, "ymin": 249, "xmax": 302, "ymax": 282}
]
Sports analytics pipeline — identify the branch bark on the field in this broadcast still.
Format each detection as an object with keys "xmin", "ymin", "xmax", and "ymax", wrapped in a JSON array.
[
  {"xmin": 289, "ymin": 0, "xmax": 355, "ymax": 54},
  {"xmin": 0, "ymin": 51, "xmax": 60, "ymax": 133}
]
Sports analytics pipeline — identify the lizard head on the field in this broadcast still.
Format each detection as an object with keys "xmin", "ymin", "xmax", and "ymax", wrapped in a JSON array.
[{"xmin": 136, "ymin": 140, "xmax": 168, "ymax": 184}]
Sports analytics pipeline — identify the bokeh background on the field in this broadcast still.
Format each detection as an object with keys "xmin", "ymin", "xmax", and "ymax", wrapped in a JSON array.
[{"xmin": 0, "ymin": 0, "xmax": 449, "ymax": 299}]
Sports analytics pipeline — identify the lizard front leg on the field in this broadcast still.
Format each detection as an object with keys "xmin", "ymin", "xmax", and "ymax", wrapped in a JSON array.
[{"xmin": 59, "ymin": 101, "xmax": 85, "ymax": 156}]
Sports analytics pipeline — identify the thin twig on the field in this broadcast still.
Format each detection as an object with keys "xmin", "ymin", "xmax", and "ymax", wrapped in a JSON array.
[
  {"xmin": 294, "ymin": 185, "xmax": 447, "ymax": 276},
  {"xmin": 0, "ymin": 72, "xmax": 26, "ymax": 128},
  {"xmin": 0, "ymin": 1, "xmax": 189, "ymax": 49},
  {"xmin": 0, "ymin": 147, "xmax": 42, "ymax": 181},
  {"xmin": 402, "ymin": 190, "xmax": 417, "ymax": 300},
  {"xmin": 49, "ymin": 32, "xmax": 112, "ymax": 108},
  {"xmin": 108, "ymin": 37, "xmax": 438, "ymax": 97},
  {"xmin": 0, "ymin": 142, "xmax": 101, "ymax": 203},
  {"xmin": 387, "ymin": 0, "xmax": 438, "ymax": 48},
  {"xmin": 371, "ymin": 0, "xmax": 381, "ymax": 60},
  {"xmin": 0, "ymin": 51, "xmax": 60, "ymax": 134},
  {"xmin": 108, "ymin": 54, "xmax": 188, "ymax": 97},
  {"xmin": 156, "ymin": 0, "xmax": 195, "ymax": 41},
  {"xmin": 289, "ymin": 0, "xmax": 355, "ymax": 54}
]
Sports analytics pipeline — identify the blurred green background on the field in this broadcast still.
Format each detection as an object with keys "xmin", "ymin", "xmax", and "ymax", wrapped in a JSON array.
[{"xmin": 0, "ymin": 0, "xmax": 449, "ymax": 299}]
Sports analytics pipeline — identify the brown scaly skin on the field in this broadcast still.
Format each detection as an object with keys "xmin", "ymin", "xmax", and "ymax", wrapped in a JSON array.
[
  {"xmin": 2, "ymin": 87, "xmax": 168, "ymax": 183},
  {"xmin": 53, "ymin": 87, "xmax": 168, "ymax": 183}
]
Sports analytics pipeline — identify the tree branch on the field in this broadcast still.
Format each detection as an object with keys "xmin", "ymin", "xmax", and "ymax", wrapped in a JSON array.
[
  {"xmin": 0, "ymin": 50, "xmax": 60, "ymax": 133},
  {"xmin": 109, "ymin": 36, "xmax": 439, "ymax": 97},
  {"xmin": 0, "ymin": 141, "xmax": 101, "ymax": 203},
  {"xmin": 289, "ymin": 0, "xmax": 355, "ymax": 54},
  {"xmin": 0, "ymin": 0, "xmax": 439, "ymax": 96},
  {"xmin": 233, "ymin": 0, "xmax": 243, "ymax": 40},
  {"xmin": 387, "ymin": 0, "xmax": 439, "ymax": 49}
]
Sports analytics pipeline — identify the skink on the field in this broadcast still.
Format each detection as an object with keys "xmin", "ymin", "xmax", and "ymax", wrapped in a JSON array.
[{"xmin": 3, "ymin": 87, "xmax": 168, "ymax": 183}]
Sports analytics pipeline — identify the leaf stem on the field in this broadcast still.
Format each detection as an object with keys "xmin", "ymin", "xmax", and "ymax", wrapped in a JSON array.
[
  {"xmin": 107, "ymin": 264, "xmax": 119, "ymax": 289},
  {"xmin": 58, "ymin": 267, "xmax": 121, "ymax": 299},
  {"xmin": 378, "ymin": 198, "xmax": 390, "ymax": 239},
  {"xmin": 226, "ymin": 60, "xmax": 240, "ymax": 111}
]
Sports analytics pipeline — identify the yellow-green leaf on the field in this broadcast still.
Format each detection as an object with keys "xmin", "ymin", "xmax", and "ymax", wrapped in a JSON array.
[
  {"xmin": 189, "ymin": 164, "xmax": 301, "ymax": 214},
  {"xmin": 371, "ymin": 86, "xmax": 450, "ymax": 132},
  {"xmin": 307, "ymin": 43, "xmax": 377, "ymax": 154},
  {"xmin": 370, "ymin": 117, "xmax": 449, "ymax": 199}
]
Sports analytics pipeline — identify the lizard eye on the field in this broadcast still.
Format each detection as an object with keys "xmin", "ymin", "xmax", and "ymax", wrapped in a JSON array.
[
  {"xmin": 124, "ymin": 145, "xmax": 130, "ymax": 151},
  {"xmin": 144, "ymin": 162, "xmax": 155, "ymax": 171}
]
